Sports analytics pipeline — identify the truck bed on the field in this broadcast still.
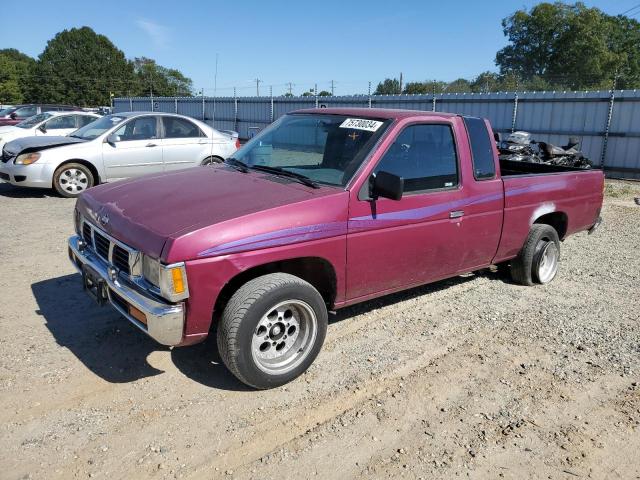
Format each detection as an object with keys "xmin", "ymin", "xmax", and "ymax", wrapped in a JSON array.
[
  {"xmin": 493, "ymin": 162, "xmax": 604, "ymax": 263},
  {"xmin": 500, "ymin": 158, "xmax": 599, "ymax": 176}
]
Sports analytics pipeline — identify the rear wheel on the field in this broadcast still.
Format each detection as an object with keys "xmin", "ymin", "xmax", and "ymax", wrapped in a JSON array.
[
  {"xmin": 510, "ymin": 224, "xmax": 560, "ymax": 286},
  {"xmin": 217, "ymin": 273, "xmax": 328, "ymax": 389},
  {"xmin": 53, "ymin": 163, "xmax": 94, "ymax": 197}
]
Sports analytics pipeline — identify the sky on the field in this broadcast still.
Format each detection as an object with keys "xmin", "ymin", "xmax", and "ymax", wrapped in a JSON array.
[{"xmin": 1, "ymin": 0, "xmax": 638, "ymax": 96}]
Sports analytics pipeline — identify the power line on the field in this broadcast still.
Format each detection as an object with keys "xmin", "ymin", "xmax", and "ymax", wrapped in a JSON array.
[{"xmin": 620, "ymin": 3, "xmax": 640, "ymax": 15}]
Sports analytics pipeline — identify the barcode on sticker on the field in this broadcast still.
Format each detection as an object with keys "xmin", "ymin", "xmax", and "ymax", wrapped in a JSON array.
[{"xmin": 339, "ymin": 118, "xmax": 383, "ymax": 132}]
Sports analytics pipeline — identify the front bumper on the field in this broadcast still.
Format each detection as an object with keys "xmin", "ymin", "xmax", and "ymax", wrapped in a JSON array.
[
  {"xmin": 0, "ymin": 161, "xmax": 53, "ymax": 188},
  {"xmin": 68, "ymin": 235, "xmax": 186, "ymax": 345}
]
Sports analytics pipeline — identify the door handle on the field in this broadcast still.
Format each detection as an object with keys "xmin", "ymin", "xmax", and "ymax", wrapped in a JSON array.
[
  {"xmin": 146, "ymin": 143, "xmax": 157, "ymax": 147},
  {"xmin": 449, "ymin": 210, "xmax": 464, "ymax": 219}
]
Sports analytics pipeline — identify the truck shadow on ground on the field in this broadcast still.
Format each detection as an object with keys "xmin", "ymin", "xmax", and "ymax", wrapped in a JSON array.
[
  {"xmin": 32, "ymin": 269, "xmax": 509, "ymax": 391},
  {"xmin": 31, "ymin": 273, "xmax": 251, "ymax": 391}
]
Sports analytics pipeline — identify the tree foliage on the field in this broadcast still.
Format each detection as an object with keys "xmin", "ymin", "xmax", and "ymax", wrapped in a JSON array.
[
  {"xmin": 10, "ymin": 26, "xmax": 193, "ymax": 106},
  {"xmin": 132, "ymin": 57, "xmax": 193, "ymax": 97},
  {"xmin": 0, "ymin": 49, "xmax": 36, "ymax": 104},
  {"xmin": 28, "ymin": 27, "xmax": 137, "ymax": 106},
  {"xmin": 496, "ymin": 2, "xmax": 640, "ymax": 89},
  {"xmin": 374, "ymin": 78, "xmax": 401, "ymax": 95}
]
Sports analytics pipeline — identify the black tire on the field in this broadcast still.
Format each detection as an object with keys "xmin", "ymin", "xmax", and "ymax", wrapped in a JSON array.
[
  {"xmin": 201, "ymin": 156, "xmax": 223, "ymax": 166},
  {"xmin": 510, "ymin": 224, "xmax": 560, "ymax": 286},
  {"xmin": 53, "ymin": 162, "xmax": 95, "ymax": 198},
  {"xmin": 217, "ymin": 273, "xmax": 328, "ymax": 389}
]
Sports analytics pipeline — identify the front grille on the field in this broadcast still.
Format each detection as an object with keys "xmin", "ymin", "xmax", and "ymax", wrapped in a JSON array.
[
  {"xmin": 81, "ymin": 220, "xmax": 137, "ymax": 277},
  {"xmin": 93, "ymin": 231, "xmax": 110, "ymax": 260},
  {"xmin": 82, "ymin": 222, "xmax": 93, "ymax": 247},
  {"xmin": 112, "ymin": 245, "xmax": 130, "ymax": 276}
]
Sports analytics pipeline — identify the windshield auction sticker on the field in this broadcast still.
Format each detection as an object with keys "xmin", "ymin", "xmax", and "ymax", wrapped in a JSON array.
[{"xmin": 339, "ymin": 118, "xmax": 383, "ymax": 132}]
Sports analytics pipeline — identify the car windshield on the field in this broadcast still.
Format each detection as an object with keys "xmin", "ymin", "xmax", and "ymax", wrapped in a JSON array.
[
  {"xmin": 16, "ymin": 112, "xmax": 53, "ymax": 129},
  {"xmin": 69, "ymin": 114, "xmax": 125, "ymax": 140},
  {"xmin": 232, "ymin": 114, "xmax": 391, "ymax": 187}
]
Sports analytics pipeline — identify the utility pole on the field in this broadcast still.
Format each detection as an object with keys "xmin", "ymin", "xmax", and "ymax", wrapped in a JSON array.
[
  {"xmin": 286, "ymin": 82, "xmax": 294, "ymax": 96},
  {"xmin": 330, "ymin": 80, "xmax": 335, "ymax": 96},
  {"xmin": 399, "ymin": 72, "xmax": 403, "ymax": 94},
  {"xmin": 255, "ymin": 78, "xmax": 261, "ymax": 97},
  {"xmin": 213, "ymin": 53, "xmax": 219, "ymax": 125}
]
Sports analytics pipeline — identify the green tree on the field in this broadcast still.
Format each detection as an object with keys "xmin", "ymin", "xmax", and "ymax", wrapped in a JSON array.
[
  {"xmin": 0, "ymin": 49, "xmax": 36, "ymax": 104},
  {"xmin": 374, "ymin": 78, "xmax": 401, "ymax": 95},
  {"xmin": 132, "ymin": 57, "xmax": 193, "ymax": 97},
  {"xmin": 318, "ymin": 90, "xmax": 332, "ymax": 96},
  {"xmin": 446, "ymin": 78, "xmax": 472, "ymax": 93},
  {"xmin": 471, "ymin": 71, "xmax": 501, "ymax": 92},
  {"xmin": 496, "ymin": 2, "xmax": 640, "ymax": 90},
  {"xmin": 28, "ymin": 27, "xmax": 136, "ymax": 106}
]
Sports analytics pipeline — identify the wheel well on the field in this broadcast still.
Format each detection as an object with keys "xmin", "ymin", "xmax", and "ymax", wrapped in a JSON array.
[
  {"xmin": 534, "ymin": 212, "xmax": 568, "ymax": 239},
  {"xmin": 54, "ymin": 159, "xmax": 101, "ymax": 185},
  {"xmin": 213, "ymin": 257, "xmax": 337, "ymax": 320}
]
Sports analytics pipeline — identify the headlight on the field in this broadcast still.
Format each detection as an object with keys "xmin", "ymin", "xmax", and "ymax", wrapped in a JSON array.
[
  {"xmin": 142, "ymin": 255, "xmax": 189, "ymax": 302},
  {"xmin": 15, "ymin": 152, "xmax": 41, "ymax": 165}
]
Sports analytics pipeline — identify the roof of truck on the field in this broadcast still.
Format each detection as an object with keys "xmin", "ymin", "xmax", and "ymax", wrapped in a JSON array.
[{"xmin": 292, "ymin": 107, "xmax": 457, "ymax": 120}]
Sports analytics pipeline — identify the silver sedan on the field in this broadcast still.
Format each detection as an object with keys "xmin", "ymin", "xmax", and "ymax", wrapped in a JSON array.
[{"xmin": 0, "ymin": 112, "xmax": 239, "ymax": 197}]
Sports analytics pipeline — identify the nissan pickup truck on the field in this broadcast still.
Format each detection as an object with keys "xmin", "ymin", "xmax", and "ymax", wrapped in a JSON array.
[{"xmin": 67, "ymin": 108, "xmax": 604, "ymax": 389}]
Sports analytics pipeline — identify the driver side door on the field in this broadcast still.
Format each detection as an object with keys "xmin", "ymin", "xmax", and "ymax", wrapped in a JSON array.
[{"xmin": 101, "ymin": 116, "xmax": 163, "ymax": 180}]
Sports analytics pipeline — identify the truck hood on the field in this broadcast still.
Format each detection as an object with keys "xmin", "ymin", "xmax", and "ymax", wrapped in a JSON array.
[
  {"xmin": 3, "ymin": 135, "xmax": 87, "ymax": 155},
  {"xmin": 76, "ymin": 165, "xmax": 348, "ymax": 261}
]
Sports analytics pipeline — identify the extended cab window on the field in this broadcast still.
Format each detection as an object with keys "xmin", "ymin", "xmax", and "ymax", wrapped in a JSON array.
[
  {"xmin": 114, "ymin": 117, "xmax": 158, "ymax": 141},
  {"xmin": 374, "ymin": 124, "xmax": 458, "ymax": 193},
  {"xmin": 162, "ymin": 117, "xmax": 202, "ymax": 138},
  {"xmin": 464, "ymin": 116, "xmax": 496, "ymax": 179}
]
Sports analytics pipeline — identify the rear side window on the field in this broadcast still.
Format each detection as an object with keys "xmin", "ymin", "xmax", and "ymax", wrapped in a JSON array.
[
  {"xmin": 464, "ymin": 117, "xmax": 496, "ymax": 180},
  {"xmin": 77, "ymin": 115, "xmax": 96, "ymax": 127},
  {"xmin": 162, "ymin": 117, "xmax": 202, "ymax": 138},
  {"xmin": 374, "ymin": 124, "xmax": 458, "ymax": 193}
]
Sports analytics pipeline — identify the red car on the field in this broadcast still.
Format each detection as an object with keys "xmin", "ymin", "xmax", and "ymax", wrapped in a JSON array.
[
  {"xmin": 68, "ymin": 108, "xmax": 604, "ymax": 389},
  {"xmin": 0, "ymin": 104, "xmax": 80, "ymax": 126}
]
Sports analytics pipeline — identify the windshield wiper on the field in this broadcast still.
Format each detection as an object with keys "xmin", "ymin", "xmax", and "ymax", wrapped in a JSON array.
[
  {"xmin": 224, "ymin": 157, "xmax": 249, "ymax": 173},
  {"xmin": 250, "ymin": 165, "xmax": 319, "ymax": 188}
]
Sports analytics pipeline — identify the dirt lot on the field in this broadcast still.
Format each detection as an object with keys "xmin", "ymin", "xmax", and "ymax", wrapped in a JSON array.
[{"xmin": 0, "ymin": 179, "xmax": 639, "ymax": 480}]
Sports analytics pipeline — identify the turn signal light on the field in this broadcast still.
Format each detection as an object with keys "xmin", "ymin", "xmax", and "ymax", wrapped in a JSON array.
[{"xmin": 171, "ymin": 267, "xmax": 185, "ymax": 294}]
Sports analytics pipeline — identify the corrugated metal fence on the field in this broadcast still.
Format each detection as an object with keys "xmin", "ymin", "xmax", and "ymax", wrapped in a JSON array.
[{"xmin": 114, "ymin": 90, "xmax": 640, "ymax": 179}]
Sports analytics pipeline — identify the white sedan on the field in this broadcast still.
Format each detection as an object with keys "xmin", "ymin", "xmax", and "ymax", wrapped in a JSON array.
[
  {"xmin": 0, "ymin": 111, "xmax": 100, "ymax": 151},
  {"xmin": 0, "ymin": 112, "xmax": 239, "ymax": 197}
]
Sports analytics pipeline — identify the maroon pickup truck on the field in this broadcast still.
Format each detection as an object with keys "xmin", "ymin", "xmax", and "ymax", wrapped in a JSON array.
[{"xmin": 68, "ymin": 108, "xmax": 604, "ymax": 389}]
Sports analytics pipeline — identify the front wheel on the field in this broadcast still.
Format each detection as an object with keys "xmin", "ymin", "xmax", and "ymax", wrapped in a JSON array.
[
  {"xmin": 217, "ymin": 273, "xmax": 328, "ymax": 389},
  {"xmin": 201, "ymin": 156, "xmax": 223, "ymax": 166},
  {"xmin": 53, "ymin": 163, "xmax": 94, "ymax": 197},
  {"xmin": 510, "ymin": 224, "xmax": 560, "ymax": 286}
]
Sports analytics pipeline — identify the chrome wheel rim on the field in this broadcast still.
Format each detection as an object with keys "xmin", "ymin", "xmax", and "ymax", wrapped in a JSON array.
[
  {"xmin": 251, "ymin": 299, "xmax": 317, "ymax": 375},
  {"xmin": 537, "ymin": 242, "xmax": 559, "ymax": 283},
  {"xmin": 58, "ymin": 168, "xmax": 89, "ymax": 194}
]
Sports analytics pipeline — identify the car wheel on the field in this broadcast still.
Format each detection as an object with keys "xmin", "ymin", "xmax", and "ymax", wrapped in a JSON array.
[
  {"xmin": 510, "ymin": 224, "xmax": 560, "ymax": 286},
  {"xmin": 53, "ymin": 163, "xmax": 95, "ymax": 198},
  {"xmin": 217, "ymin": 273, "xmax": 328, "ymax": 389},
  {"xmin": 201, "ymin": 156, "xmax": 223, "ymax": 166}
]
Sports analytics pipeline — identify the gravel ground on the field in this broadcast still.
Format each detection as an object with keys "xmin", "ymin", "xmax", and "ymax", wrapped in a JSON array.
[{"xmin": 0, "ymin": 179, "xmax": 638, "ymax": 480}]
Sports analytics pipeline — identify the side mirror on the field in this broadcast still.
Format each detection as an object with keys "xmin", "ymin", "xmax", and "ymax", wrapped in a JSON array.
[
  {"xmin": 371, "ymin": 171, "xmax": 403, "ymax": 201},
  {"xmin": 106, "ymin": 133, "xmax": 120, "ymax": 145},
  {"xmin": 38, "ymin": 124, "xmax": 47, "ymax": 133},
  {"xmin": 9, "ymin": 112, "xmax": 17, "ymax": 119}
]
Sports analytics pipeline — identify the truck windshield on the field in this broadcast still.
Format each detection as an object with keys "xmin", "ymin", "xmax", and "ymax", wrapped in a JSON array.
[
  {"xmin": 232, "ymin": 114, "xmax": 391, "ymax": 187},
  {"xmin": 16, "ymin": 112, "xmax": 53, "ymax": 129},
  {"xmin": 69, "ymin": 114, "xmax": 125, "ymax": 140}
]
